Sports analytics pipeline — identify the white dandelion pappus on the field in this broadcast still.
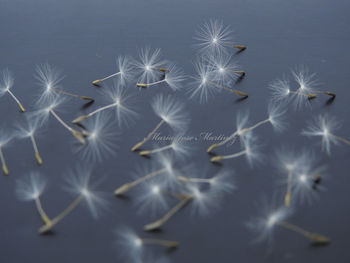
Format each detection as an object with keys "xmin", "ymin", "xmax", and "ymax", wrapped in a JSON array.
[
  {"xmin": 131, "ymin": 94, "xmax": 190, "ymax": 151},
  {"xmin": 15, "ymin": 172, "xmax": 47, "ymax": 201},
  {"xmin": 15, "ymin": 171, "xmax": 51, "ymax": 225},
  {"xmin": 0, "ymin": 68, "xmax": 26, "ymax": 112},
  {"xmin": 35, "ymin": 63, "xmax": 94, "ymax": 103},
  {"xmin": 135, "ymin": 47, "xmax": 167, "ymax": 84},
  {"xmin": 275, "ymin": 148, "xmax": 323, "ymax": 206},
  {"xmin": 188, "ymin": 58, "xmax": 217, "ymax": 103},
  {"xmin": 15, "ymin": 115, "xmax": 43, "ymax": 165},
  {"xmin": 35, "ymin": 63, "xmax": 64, "ymax": 104},
  {"xmin": 292, "ymin": 66, "xmax": 318, "ymax": 109},
  {"xmin": 74, "ymin": 112, "xmax": 119, "ymax": 162},
  {"xmin": 194, "ymin": 19, "xmax": 246, "ymax": 54},
  {"xmin": 205, "ymin": 51, "xmax": 244, "ymax": 84},
  {"xmin": 268, "ymin": 77, "xmax": 293, "ymax": 103},
  {"xmin": 134, "ymin": 179, "xmax": 171, "ymax": 216},
  {"xmin": 246, "ymin": 198, "xmax": 293, "ymax": 244},
  {"xmin": 301, "ymin": 114, "xmax": 345, "ymax": 155},
  {"xmin": 152, "ymin": 94, "xmax": 190, "ymax": 132},
  {"xmin": 115, "ymin": 227, "xmax": 179, "ymax": 263}
]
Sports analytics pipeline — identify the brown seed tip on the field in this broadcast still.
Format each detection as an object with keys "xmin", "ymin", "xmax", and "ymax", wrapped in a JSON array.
[
  {"xmin": 136, "ymin": 83, "xmax": 148, "ymax": 88},
  {"xmin": 80, "ymin": 96, "xmax": 95, "ymax": 101},
  {"xmin": 159, "ymin": 68, "xmax": 168, "ymax": 73},
  {"xmin": 92, "ymin": 79, "xmax": 102, "ymax": 86},
  {"xmin": 2, "ymin": 164, "xmax": 9, "ymax": 175},
  {"xmin": 234, "ymin": 90, "xmax": 249, "ymax": 97},
  {"xmin": 144, "ymin": 220, "xmax": 162, "ymax": 231},
  {"xmin": 325, "ymin": 91, "xmax": 336, "ymax": 97},
  {"xmin": 207, "ymin": 144, "xmax": 219, "ymax": 153},
  {"xmin": 19, "ymin": 103, "xmax": 26, "ymax": 112},
  {"xmin": 72, "ymin": 130, "xmax": 86, "ymax": 144},
  {"xmin": 233, "ymin": 45, "xmax": 247, "ymax": 51},
  {"xmin": 310, "ymin": 233, "xmax": 331, "ymax": 245},
  {"xmin": 131, "ymin": 142, "xmax": 143, "ymax": 152},
  {"xmin": 35, "ymin": 152, "xmax": 43, "ymax": 165},
  {"xmin": 72, "ymin": 115, "xmax": 88, "ymax": 124},
  {"xmin": 114, "ymin": 184, "xmax": 132, "ymax": 196},
  {"xmin": 139, "ymin": 150, "xmax": 152, "ymax": 156},
  {"xmin": 307, "ymin": 94, "xmax": 317, "ymax": 100},
  {"xmin": 210, "ymin": 156, "xmax": 224, "ymax": 162}
]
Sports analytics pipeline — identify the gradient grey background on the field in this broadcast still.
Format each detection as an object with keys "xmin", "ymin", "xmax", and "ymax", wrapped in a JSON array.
[{"xmin": 1, "ymin": 0, "xmax": 350, "ymax": 262}]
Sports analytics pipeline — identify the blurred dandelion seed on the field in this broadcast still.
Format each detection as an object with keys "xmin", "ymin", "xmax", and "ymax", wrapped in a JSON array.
[
  {"xmin": 16, "ymin": 172, "xmax": 51, "ymax": 224},
  {"xmin": 16, "ymin": 117, "xmax": 43, "ymax": 165},
  {"xmin": 302, "ymin": 114, "xmax": 348, "ymax": 155},
  {"xmin": 0, "ymin": 69, "xmax": 25, "ymax": 112},
  {"xmin": 38, "ymin": 167, "xmax": 107, "ymax": 234},
  {"xmin": 0, "ymin": 131, "xmax": 12, "ymax": 175},
  {"xmin": 144, "ymin": 194, "xmax": 193, "ymax": 231},
  {"xmin": 247, "ymin": 199, "xmax": 330, "ymax": 245}
]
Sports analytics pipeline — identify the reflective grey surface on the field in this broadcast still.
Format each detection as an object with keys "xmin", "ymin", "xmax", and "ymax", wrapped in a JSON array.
[{"xmin": 1, "ymin": 0, "xmax": 350, "ymax": 262}]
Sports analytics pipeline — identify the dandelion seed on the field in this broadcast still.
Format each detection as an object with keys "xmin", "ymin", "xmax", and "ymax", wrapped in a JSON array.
[
  {"xmin": 188, "ymin": 59, "xmax": 247, "ymax": 103},
  {"xmin": 275, "ymin": 149, "xmax": 323, "ymax": 207},
  {"xmin": 135, "ymin": 47, "xmax": 167, "ymax": 84},
  {"xmin": 74, "ymin": 112, "xmax": 119, "ymax": 162},
  {"xmin": 92, "ymin": 56, "xmax": 134, "ymax": 86},
  {"xmin": 205, "ymin": 52, "xmax": 245, "ymax": 84},
  {"xmin": 139, "ymin": 133, "xmax": 192, "ymax": 158},
  {"xmin": 35, "ymin": 63, "xmax": 94, "ymax": 103},
  {"xmin": 207, "ymin": 103, "xmax": 286, "ymax": 153},
  {"xmin": 136, "ymin": 63, "xmax": 185, "ymax": 91},
  {"xmin": 293, "ymin": 66, "xmax": 335, "ymax": 99},
  {"xmin": 15, "ymin": 116, "xmax": 43, "ymax": 165},
  {"xmin": 210, "ymin": 132, "xmax": 261, "ymax": 165},
  {"xmin": 0, "ymin": 69, "xmax": 25, "ymax": 112},
  {"xmin": 38, "ymin": 166, "xmax": 107, "ymax": 234},
  {"xmin": 144, "ymin": 193, "xmax": 193, "ymax": 231},
  {"xmin": 15, "ymin": 172, "xmax": 51, "ymax": 224},
  {"xmin": 131, "ymin": 94, "xmax": 189, "ymax": 151},
  {"xmin": 247, "ymin": 197, "xmax": 330, "ymax": 245},
  {"xmin": 0, "ymin": 131, "xmax": 12, "ymax": 175},
  {"xmin": 301, "ymin": 114, "xmax": 347, "ymax": 155},
  {"xmin": 34, "ymin": 97, "xmax": 85, "ymax": 144},
  {"xmin": 194, "ymin": 19, "xmax": 246, "ymax": 54},
  {"xmin": 116, "ymin": 227, "xmax": 178, "ymax": 263},
  {"xmin": 72, "ymin": 84, "xmax": 138, "ymax": 126},
  {"xmin": 177, "ymin": 169, "xmax": 236, "ymax": 197},
  {"xmin": 114, "ymin": 154, "xmax": 177, "ymax": 196}
]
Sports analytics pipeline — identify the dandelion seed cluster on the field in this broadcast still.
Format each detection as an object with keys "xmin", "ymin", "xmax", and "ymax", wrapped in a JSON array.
[{"xmin": 0, "ymin": 18, "xmax": 347, "ymax": 262}]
